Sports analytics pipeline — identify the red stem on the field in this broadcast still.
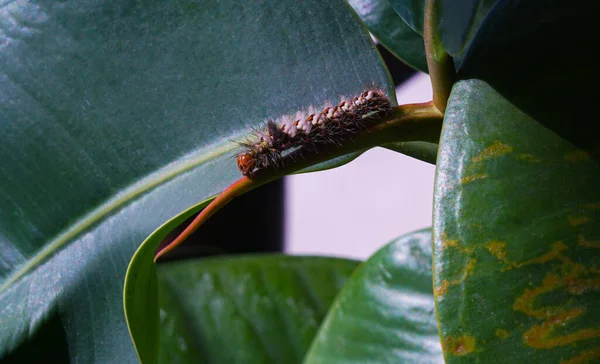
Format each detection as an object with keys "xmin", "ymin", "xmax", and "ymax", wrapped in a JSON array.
[{"xmin": 154, "ymin": 176, "xmax": 255, "ymax": 261}]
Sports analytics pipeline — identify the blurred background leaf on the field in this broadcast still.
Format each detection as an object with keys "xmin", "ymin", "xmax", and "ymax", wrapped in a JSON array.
[
  {"xmin": 348, "ymin": 0, "xmax": 428, "ymax": 72},
  {"xmin": 157, "ymin": 255, "xmax": 358, "ymax": 363}
]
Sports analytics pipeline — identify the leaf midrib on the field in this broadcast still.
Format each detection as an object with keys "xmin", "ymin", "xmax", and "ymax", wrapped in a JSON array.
[{"xmin": 0, "ymin": 139, "xmax": 239, "ymax": 295}]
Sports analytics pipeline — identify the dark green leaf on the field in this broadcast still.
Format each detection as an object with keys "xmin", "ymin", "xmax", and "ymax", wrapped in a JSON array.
[
  {"xmin": 458, "ymin": 0, "xmax": 599, "ymax": 153},
  {"xmin": 156, "ymin": 255, "xmax": 359, "ymax": 363},
  {"xmin": 305, "ymin": 228, "xmax": 443, "ymax": 363},
  {"xmin": 434, "ymin": 79, "xmax": 600, "ymax": 362},
  {"xmin": 0, "ymin": 0, "xmax": 392, "ymax": 362},
  {"xmin": 437, "ymin": 0, "xmax": 497, "ymax": 62},
  {"xmin": 388, "ymin": 0, "xmax": 425, "ymax": 36},
  {"xmin": 348, "ymin": 0, "xmax": 428, "ymax": 72}
]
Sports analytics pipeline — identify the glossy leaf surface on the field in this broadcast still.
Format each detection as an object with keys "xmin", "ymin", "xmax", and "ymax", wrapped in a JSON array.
[
  {"xmin": 0, "ymin": 1, "xmax": 392, "ymax": 362},
  {"xmin": 434, "ymin": 79, "xmax": 600, "ymax": 362},
  {"xmin": 348, "ymin": 0, "xmax": 428, "ymax": 72},
  {"xmin": 305, "ymin": 228, "xmax": 443, "ymax": 363},
  {"xmin": 437, "ymin": 0, "xmax": 497, "ymax": 63},
  {"xmin": 157, "ymin": 255, "xmax": 358, "ymax": 363},
  {"xmin": 389, "ymin": 0, "xmax": 425, "ymax": 36}
]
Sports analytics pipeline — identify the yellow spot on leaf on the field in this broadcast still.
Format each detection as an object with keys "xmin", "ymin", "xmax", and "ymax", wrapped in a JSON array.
[
  {"xmin": 443, "ymin": 335, "xmax": 476, "ymax": 356},
  {"xmin": 437, "ymin": 233, "xmax": 476, "ymax": 295},
  {"xmin": 568, "ymin": 277, "xmax": 600, "ymax": 295},
  {"xmin": 578, "ymin": 235, "xmax": 600, "ymax": 249},
  {"xmin": 440, "ymin": 258, "xmax": 477, "ymax": 295},
  {"xmin": 516, "ymin": 153, "xmax": 541, "ymax": 163},
  {"xmin": 441, "ymin": 233, "xmax": 459, "ymax": 249},
  {"xmin": 461, "ymin": 174, "xmax": 488, "ymax": 184},
  {"xmin": 472, "ymin": 140, "xmax": 513, "ymax": 163},
  {"xmin": 461, "ymin": 258, "xmax": 476, "ymax": 280},
  {"xmin": 486, "ymin": 241, "xmax": 508, "ymax": 261},
  {"xmin": 514, "ymin": 260, "xmax": 584, "ymax": 319},
  {"xmin": 440, "ymin": 232, "xmax": 472, "ymax": 253},
  {"xmin": 435, "ymin": 280, "xmax": 449, "ymax": 297},
  {"xmin": 584, "ymin": 202, "xmax": 600, "ymax": 210},
  {"xmin": 561, "ymin": 348, "xmax": 600, "ymax": 364},
  {"xmin": 569, "ymin": 216, "xmax": 591, "ymax": 226},
  {"xmin": 564, "ymin": 150, "xmax": 591, "ymax": 163},
  {"xmin": 512, "ymin": 241, "xmax": 568, "ymax": 269},
  {"xmin": 487, "ymin": 240, "xmax": 567, "ymax": 270},
  {"xmin": 496, "ymin": 329, "xmax": 510, "ymax": 339},
  {"xmin": 512, "ymin": 243, "xmax": 600, "ymax": 350},
  {"xmin": 523, "ymin": 308, "xmax": 600, "ymax": 349}
]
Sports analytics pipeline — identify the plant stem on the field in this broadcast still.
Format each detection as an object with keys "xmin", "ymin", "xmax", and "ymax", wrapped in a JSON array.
[
  {"xmin": 153, "ymin": 102, "xmax": 443, "ymax": 261},
  {"xmin": 154, "ymin": 176, "xmax": 257, "ymax": 261},
  {"xmin": 253, "ymin": 102, "xmax": 443, "ymax": 179},
  {"xmin": 424, "ymin": 0, "xmax": 455, "ymax": 113}
]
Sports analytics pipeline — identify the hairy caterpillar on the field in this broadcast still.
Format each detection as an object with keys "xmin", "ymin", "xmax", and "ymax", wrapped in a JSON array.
[{"xmin": 237, "ymin": 89, "xmax": 393, "ymax": 177}]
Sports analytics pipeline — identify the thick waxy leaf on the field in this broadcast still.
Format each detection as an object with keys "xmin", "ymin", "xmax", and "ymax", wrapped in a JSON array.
[
  {"xmin": 437, "ymin": 0, "xmax": 497, "ymax": 62},
  {"xmin": 0, "ymin": 0, "xmax": 393, "ymax": 362},
  {"xmin": 348, "ymin": 0, "xmax": 428, "ymax": 72},
  {"xmin": 305, "ymin": 228, "xmax": 443, "ymax": 363},
  {"xmin": 388, "ymin": 0, "xmax": 425, "ymax": 36},
  {"xmin": 156, "ymin": 255, "xmax": 358, "ymax": 363},
  {"xmin": 434, "ymin": 79, "xmax": 600, "ymax": 362}
]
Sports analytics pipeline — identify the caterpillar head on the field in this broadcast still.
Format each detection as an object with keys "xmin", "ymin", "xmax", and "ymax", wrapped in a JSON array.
[{"xmin": 237, "ymin": 153, "xmax": 256, "ymax": 177}]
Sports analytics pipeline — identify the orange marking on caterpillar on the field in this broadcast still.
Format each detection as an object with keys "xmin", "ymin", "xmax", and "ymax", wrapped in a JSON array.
[{"xmin": 237, "ymin": 89, "xmax": 392, "ymax": 178}]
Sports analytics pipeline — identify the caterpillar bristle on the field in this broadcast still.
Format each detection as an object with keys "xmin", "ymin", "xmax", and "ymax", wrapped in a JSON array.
[{"xmin": 237, "ymin": 88, "xmax": 392, "ymax": 178}]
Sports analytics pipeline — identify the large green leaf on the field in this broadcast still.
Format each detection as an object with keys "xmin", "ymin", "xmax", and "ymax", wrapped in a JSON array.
[
  {"xmin": 388, "ymin": 0, "xmax": 425, "ymax": 36},
  {"xmin": 0, "ymin": 0, "xmax": 393, "ymax": 362},
  {"xmin": 348, "ymin": 0, "xmax": 428, "ymax": 72},
  {"xmin": 305, "ymin": 228, "xmax": 443, "ymax": 363},
  {"xmin": 156, "ymin": 255, "xmax": 359, "ymax": 363},
  {"xmin": 387, "ymin": 0, "xmax": 499, "ymax": 67},
  {"xmin": 433, "ymin": 79, "xmax": 600, "ymax": 362}
]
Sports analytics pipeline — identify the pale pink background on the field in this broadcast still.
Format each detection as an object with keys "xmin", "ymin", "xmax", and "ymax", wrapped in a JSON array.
[{"xmin": 285, "ymin": 73, "xmax": 435, "ymax": 260}]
